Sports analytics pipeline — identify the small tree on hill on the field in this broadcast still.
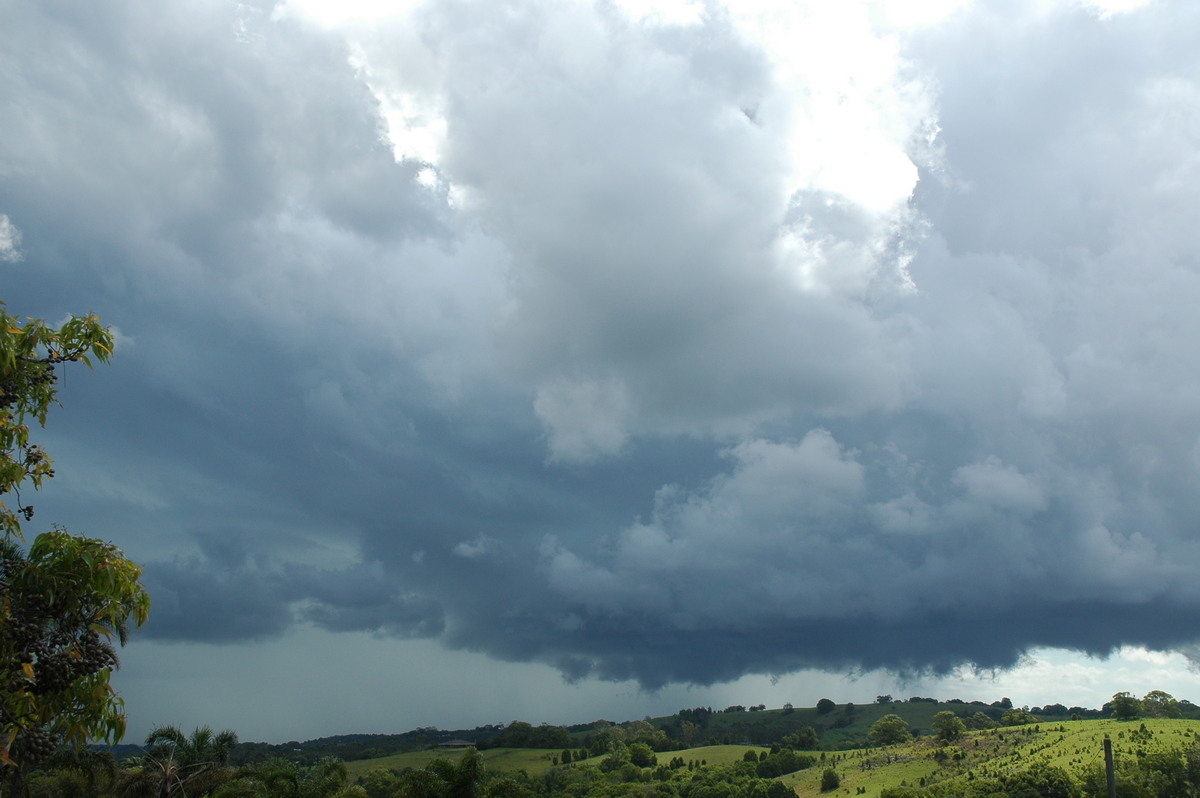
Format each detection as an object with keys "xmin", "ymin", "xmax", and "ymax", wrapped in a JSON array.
[
  {"xmin": 967, "ymin": 712, "xmax": 999, "ymax": 730},
  {"xmin": 1110, "ymin": 692, "xmax": 1142, "ymax": 721},
  {"xmin": 817, "ymin": 699, "xmax": 836, "ymax": 715},
  {"xmin": 932, "ymin": 711, "xmax": 966, "ymax": 742},
  {"xmin": 821, "ymin": 768, "xmax": 840, "ymax": 791},
  {"xmin": 1001, "ymin": 708, "xmax": 1040, "ymax": 726},
  {"xmin": 869, "ymin": 715, "xmax": 912, "ymax": 746},
  {"xmin": 783, "ymin": 727, "xmax": 819, "ymax": 750},
  {"xmin": 1142, "ymin": 690, "xmax": 1182, "ymax": 718}
]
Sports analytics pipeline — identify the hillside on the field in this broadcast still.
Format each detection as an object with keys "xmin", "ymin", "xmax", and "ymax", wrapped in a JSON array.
[
  {"xmin": 339, "ymin": 717, "xmax": 1200, "ymax": 798},
  {"xmin": 344, "ymin": 744, "xmax": 765, "ymax": 779},
  {"xmin": 224, "ymin": 696, "xmax": 1200, "ymax": 767},
  {"xmin": 780, "ymin": 718, "xmax": 1200, "ymax": 798}
]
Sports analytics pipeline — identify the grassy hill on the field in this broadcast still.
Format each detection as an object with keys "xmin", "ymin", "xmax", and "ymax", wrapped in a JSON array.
[
  {"xmin": 781, "ymin": 718, "xmax": 1200, "ymax": 798},
  {"xmin": 342, "ymin": 714, "xmax": 1200, "ymax": 798},
  {"xmin": 344, "ymin": 743, "xmax": 768, "ymax": 779}
]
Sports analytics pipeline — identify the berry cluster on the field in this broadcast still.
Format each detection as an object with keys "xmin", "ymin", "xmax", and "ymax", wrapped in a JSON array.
[
  {"xmin": 4, "ymin": 564, "xmax": 118, "ymax": 698},
  {"xmin": 0, "ymin": 360, "xmax": 56, "ymax": 413},
  {"xmin": 12, "ymin": 725, "xmax": 61, "ymax": 765}
]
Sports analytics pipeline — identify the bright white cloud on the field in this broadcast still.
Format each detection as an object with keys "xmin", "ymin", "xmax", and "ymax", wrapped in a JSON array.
[{"xmin": 0, "ymin": 214, "xmax": 23, "ymax": 262}]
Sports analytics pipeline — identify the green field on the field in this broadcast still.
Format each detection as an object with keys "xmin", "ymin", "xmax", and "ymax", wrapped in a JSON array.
[
  {"xmin": 344, "ymin": 747, "xmax": 560, "ymax": 778},
  {"xmin": 345, "ymin": 743, "xmax": 770, "ymax": 779},
  {"xmin": 345, "ymin": 716, "xmax": 1200, "ymax": 798},
  {"xmin": 782, "ymin": 718, "xmax": 1200, "ymax": 798}
]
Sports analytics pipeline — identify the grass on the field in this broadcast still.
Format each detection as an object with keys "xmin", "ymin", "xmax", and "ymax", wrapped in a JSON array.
[
  {"xmin": 782, "ymin": 719, "xmax": 1200, "ymax": 798},
  {"xmin": 344, "ymin": 747, "xmax": 561, "ymax": 778},
  {"xmin": 344, "ymin": 743, "xmax": 770, "ymax": 779},
  {"xmin": 344, "ymin": 717, "xmax": 1200, "ymax": 798}
]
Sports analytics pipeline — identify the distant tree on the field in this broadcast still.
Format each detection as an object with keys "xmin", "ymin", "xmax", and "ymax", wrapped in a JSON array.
[
  {"xmin": 998, "ymin": 762, "xmax": 1079, "ymax": 798},
  {"xmin": 744, "ymin": 750, "xmax": 760, "ymax": 763},
  {"xmin": 1142, "ymin": 690, "xmax": 1182, "ymax": 718},
  {"xmin": 783, "ymin": 702, "xmax": 794, "ymax": 714},
  {"xmin": 1111, "ymin": 692, "xmax": 1142, "ymax": 721},
  {"xmin": 821, "ymin": 768, "xmax": 840, "ymax": 791},
  {"xmin": 876, "ymin": 695, "xmax": 893, "ymax": 705},
  {"xmin": 868, "ymin": 715, "xmax": 912, "ymax": 747},
  {"xmin": 679, "ymin": 721, "xmax": 700, "ymax": 748},
  {"xmin": 783, "ymin": 727, "xmax": 819, "ymax": 750},
  {"xmin": 627, "ymin": 742, "xmax": 656, "ymax": 768},
  {"xmin": 932, "ymin": 712, "xmax": 966, "ymax": 742},
  {"xmin": 757, "ymin": 750, "xmax": 816, "ymax": 778},
  {"xmin": 402, "ymin": 749, "xmax": 485, "ymax": 798},
  {"xmin": 1001, "ymin": 708, "xmax": 1040, "ymax": 726},
  {"xmin": 600, "ymin": 743, "xmax": 629, "ymax": 773},
  {"xmin": 992, "ymin": 697, "xmax": 1014, "ymax": 709},
  {"xmin": 817, "ymin": 699, "xmax": 836, "ymax": 715},
  {"xmin": 967, "ymin": 712, "xmax": 999, "ymax": 730}
]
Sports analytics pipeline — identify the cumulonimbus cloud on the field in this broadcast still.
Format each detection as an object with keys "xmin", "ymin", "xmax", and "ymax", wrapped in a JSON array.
[{"xmin": 7, "ymin": 0, "xmax": 1200, "ymax": 692}]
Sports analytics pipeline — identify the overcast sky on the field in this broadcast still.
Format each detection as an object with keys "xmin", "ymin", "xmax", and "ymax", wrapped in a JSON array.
[{"xmin": 6, "ymin": 0, "xmax": 1200, "ymax": 744}]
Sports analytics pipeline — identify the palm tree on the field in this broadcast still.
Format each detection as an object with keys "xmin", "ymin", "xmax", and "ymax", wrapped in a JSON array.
[{"xmin": 118, "ymin": 724, "xmax": 238, "ymax": 798}]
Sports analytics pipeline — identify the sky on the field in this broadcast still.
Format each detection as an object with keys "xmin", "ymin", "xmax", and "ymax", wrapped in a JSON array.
[{"xmin": 5, "ymin": 0, "xmax": 1200, "ymax": 744}]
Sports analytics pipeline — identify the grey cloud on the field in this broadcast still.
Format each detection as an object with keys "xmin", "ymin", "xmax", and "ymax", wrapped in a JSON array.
[{"xmin": 7, "ymin": 0, "xmax": 1200, "ymax": 698}]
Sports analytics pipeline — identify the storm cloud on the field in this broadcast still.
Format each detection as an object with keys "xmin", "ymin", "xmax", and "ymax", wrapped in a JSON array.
[{"xmin": 5, "ymin": 0, "xmax": 1200, "ymax": 706}]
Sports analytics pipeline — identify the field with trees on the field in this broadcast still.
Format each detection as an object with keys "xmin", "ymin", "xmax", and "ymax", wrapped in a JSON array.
[{"xmin": 13, "ymin": 693, "xmax": 1200, "ymax": 797}]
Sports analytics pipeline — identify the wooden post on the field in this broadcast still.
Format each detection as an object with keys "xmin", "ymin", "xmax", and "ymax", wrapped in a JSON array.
[{"xmin": 1104, "ymin": 734, "xmax": 1117, "ymax": 798}]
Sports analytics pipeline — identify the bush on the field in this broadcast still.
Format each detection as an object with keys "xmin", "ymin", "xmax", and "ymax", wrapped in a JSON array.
[{"xmin": 822, "ymin": 768, "xmax": 841, "ymax": 792}]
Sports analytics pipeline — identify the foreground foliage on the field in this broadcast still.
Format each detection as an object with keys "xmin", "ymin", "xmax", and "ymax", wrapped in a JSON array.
[{"xmin": 0, "ymin": 303, "xmax": 150, "ymax": 796}]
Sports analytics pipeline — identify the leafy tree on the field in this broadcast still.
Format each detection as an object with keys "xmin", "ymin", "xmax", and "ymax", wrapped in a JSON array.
[
  {"xmin": 932, "ymin": 711, "xmax": 966, "ymax": 742},
  {"xmin": 1142, "ymin": 690, "xmax": 1182, "ymax": 719},
  {"xmin": 1111, "ymin": 692, "xmax": 1143, "ymax": 721},
  {"xmin": 212, "ymin": 757, "xmax": 299, "ymax": 798},
  {"xmin": 600, "ymin": 743, "xmax": 631, "ymax": 773},
  {"xmin": 876, "ymin": 695, "xmax": 893, "ymax": 704},
  {"xmin": 868, "ymin": 715, "xmax": 912, "ymax": 747},
  {"xmin": 628, "ymin": 742, "xmax": 657, "ymax": 768},
  {"xmin": 821, "ymin": 768, "xmax": 840, "ymax": 792},
  {"xmin": 358, "ymin": 767, "xmax": 404, "ymax": 798},
  {"xmin": 679, "ymin": 721, "xmax": 701, "ymax": 748},
  {"xmin": 783, "ymin": 727, "xmax": 819, "ymax": 750},
  {"xmin": 998, "ymin": 761, "xmax": 1080, "ymax": 798},
  {"xmin": 817, "ymin": 699, "xmax": 836, "ymax": 715},
  {"xmin": 757, "ymin": 750, "xmax": 815, "ymax": 778},
  {"xmin": 0, "ymin": 304, "xmax": 150, "ymax": 792},
  {"xmin": 966, "ymin": 712, "xmax": 1000, "ymax": 730},
  {"xmin": 1002, "ymin": 708, "xmax": 1040, "ymax": 726}
]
